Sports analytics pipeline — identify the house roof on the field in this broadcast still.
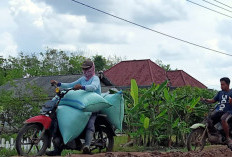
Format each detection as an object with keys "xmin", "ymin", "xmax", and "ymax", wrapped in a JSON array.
[
  {"xmin": 103, "ymin": 59, "xmax": 207, "ymax": 89},
  {"xmin": 103, "ymin": 59, "xmax": 167, "ymax": 86},
  {"xmin": 0, "ymin": 74, "xmax": 113, "ymax": 99},
  {"xmin": 167, "ymin": 70, "xmax": 207, "ymax": 88}
]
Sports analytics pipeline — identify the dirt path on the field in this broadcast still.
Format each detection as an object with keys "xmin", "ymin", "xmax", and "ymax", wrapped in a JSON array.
[
  {"xmin": 69, "ymin": 145, "xmax": 232, "ymax": 157},
  {"xmin": 13, "ymin": 145, "xmax": 232, "ymax": 157}
]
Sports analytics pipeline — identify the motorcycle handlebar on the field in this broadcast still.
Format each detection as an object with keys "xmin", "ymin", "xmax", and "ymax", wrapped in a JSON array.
[
  {"xmin": 51, "ymin": 84, "xmax": 74, "ymax": 97},
  {"xmin": 51, "ymin": 82, "xmax": 57, "ymax": 87}
]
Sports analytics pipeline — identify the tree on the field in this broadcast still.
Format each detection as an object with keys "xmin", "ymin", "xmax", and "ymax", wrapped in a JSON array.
[
  {"xmin": 21, "ymin": 53, "xmax": 41, "ymax": 77},
  {"xmin": 68, "ymin": 54, "xmax": 86, "ymax": 74},
  {"xmin": 105, "ymin": 55, "xmax": 125, "ymax": 70},
  {"xmin": 0, "ymin": 56, "xmax": 6, "ymax": 85},
  {"xmin": 0, "ymin": 50, "xmax": 124, "ymax": 83},
  {"xmin": 155, "ymin": 59, "xmax": 173, "ymax": 71},
  {"xmin": 40, "ymin": 49, "xmax": 70, "ymax": 76},
  {"xmin": 0, "ymin": 82, "xmax": 48, "ymax": 132},
  {"xmin": 4, "ymin": 55, "xmax": 24, "ymax": 82},
  {"xmin": 92, "ymin": 55, "xmax": 107, "ymax": 72}
]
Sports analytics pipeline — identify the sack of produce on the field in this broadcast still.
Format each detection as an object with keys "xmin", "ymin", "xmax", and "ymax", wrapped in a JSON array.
[
  {"xmin": 101, "ymin": 91, "xmax": 124, "ymax": 130},
  {"xmin": 57, "ymin": 105, "xmax": 91, "ymax": 144},
  {"xmin": 59, "ymin": 90, "xmax": 112, "ymax": 112}
]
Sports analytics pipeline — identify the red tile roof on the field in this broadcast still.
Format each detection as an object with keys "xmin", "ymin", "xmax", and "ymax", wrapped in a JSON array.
[
  {"xmin": 103, "ymin": 59, "xmax": 207, "ymax": 88},
  {"xmin": 167, "ymin": 70, "xmax": 207, "ymax": 88},
  {"xmin": 103, "ymin": 59, "xmax": 167, "ymax": 86}
]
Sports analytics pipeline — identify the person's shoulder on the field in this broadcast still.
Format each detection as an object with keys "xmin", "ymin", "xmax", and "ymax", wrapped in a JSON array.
[
  {"xmin": 215, "ymin": 91, "xmax": 223, "ymax": 97},
  {"xmin": 92, "ymin": 75, "xmax": 100, "ymax": 83},
  {"xmin": 93, "ymin": 75, "xmax": 100, "ymax": 80},
  {"xmin": 229, "ymin": 89, "xmax": 232, "ymax": 94},
  {"xmin": 78, "ymin": 76, "xmax": 85, "ymax": 80}
]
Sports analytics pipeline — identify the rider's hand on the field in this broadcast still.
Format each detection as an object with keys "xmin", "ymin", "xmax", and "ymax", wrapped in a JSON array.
[
  {"xmin": 200, "ymin": 98, "xmax": 206, "ymax": 102},
  {"xmin": 74, "ymin": 84, "xmax": 82, "ymax": 90},
  {"xmin": 50, "ymin": 80, "xmax": 58, "ymax": 85},
  {"xmin": 229, "ymin": 97, "xmax": 232, "ymax": 104}
]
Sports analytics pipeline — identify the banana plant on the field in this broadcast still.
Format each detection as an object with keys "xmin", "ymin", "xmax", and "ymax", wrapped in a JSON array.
[{"xmin": 124, "ymin": 79, "xmax": 215, "ymax": 147}]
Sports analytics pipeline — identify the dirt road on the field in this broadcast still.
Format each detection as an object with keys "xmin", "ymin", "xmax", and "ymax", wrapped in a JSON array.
[
  {"xmin": 68, "ymin": 145, "xmax": 232, "ymax": 157},
  {"xmin": 13, "ymin": 145, "xmax": 232, "ymax": 157}
]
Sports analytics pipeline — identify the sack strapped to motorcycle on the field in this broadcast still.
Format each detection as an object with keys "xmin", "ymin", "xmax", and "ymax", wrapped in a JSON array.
[
  {"xmin": 101, "ymin": 91, "xmax": 124, "ymax": 131},
  {"xmin": 59, "ymin": 90, "xmax": 112, "ymax": 112}
]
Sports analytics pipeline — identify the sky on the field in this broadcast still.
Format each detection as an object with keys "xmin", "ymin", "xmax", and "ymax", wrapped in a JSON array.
[{"xmin": 0, "ymin": 0, "xmax": 232, "ymax": 90}]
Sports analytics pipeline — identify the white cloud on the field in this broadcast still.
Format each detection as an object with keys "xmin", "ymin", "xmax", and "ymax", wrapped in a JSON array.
[
  {"xmin": 129, "ymin": 0, "xmax": 187, "ymax": 24},
  {"xmin": 9, "ymin": 0, "xmax": 45, "ymax": 16},
  {"xmin": 0, "ymin": 32, "xmax": 18, "ymax": 57},
  {"xmin": 39, "ymin": 0, "xmax": 187, "ymax": 25}
]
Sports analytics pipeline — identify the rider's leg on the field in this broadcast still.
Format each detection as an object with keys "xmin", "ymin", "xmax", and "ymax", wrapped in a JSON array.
[
  {"xmin": 84, "ymin": 130, "xmax": 94, "ymax": 147},
  {"xmin": 221, "ymin": 112, "xmax": 232, "ymax": 143},
  {"xmin": 83, "ymin": 112, "xmax": 98, "ymax": 154},
  {"xmin": 46, "ymin": 119, "xmax": 63, "ymax": 156},
  {"xmin": 208, "ymin": 111, "xmax": 224, "ymax": 133}
]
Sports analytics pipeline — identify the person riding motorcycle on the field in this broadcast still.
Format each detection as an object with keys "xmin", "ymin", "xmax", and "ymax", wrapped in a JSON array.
[
  {"xmin": 46, "ymin": 59, "xmax": 101, "ymax": 156},
  {"xmin": 201, "ymin": 77, "xmax": 232, "ymax": 146}
]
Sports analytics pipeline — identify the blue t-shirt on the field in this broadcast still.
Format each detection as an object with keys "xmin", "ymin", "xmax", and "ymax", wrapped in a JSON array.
[{"xmin": 214, "ymin": 90, "xmax": 232, "ymax": 113}]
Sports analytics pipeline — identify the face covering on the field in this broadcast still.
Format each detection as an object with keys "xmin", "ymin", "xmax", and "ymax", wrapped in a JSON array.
[{"xmin": 83, "ymin": 63, "xmax": 95, "ymax": 81}]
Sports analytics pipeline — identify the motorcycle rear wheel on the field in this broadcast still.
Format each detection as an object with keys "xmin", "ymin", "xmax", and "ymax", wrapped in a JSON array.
[{"xmin": 91, "ymin": 126, "xmax": 114, "ymax": 153}]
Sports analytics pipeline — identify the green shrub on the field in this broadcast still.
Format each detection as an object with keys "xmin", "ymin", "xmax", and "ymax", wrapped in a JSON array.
[{"xmin": 124, "ymin": 79, "xmax": 216, "ymax": 147}]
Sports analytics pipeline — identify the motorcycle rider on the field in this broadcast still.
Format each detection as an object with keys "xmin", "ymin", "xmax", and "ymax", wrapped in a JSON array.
[
  {"xmin": 201, "ymin": 77, "xmax": 232, "ymax": 145},
  {"xmin": 46, "ymin": 59, "xmax": 101, "ymax": 156}
]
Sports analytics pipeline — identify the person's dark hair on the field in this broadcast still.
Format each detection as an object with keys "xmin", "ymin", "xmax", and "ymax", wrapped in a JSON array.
[{"xmin": 220, "ymin": 77, "xmax": 230, "ymax": 85}]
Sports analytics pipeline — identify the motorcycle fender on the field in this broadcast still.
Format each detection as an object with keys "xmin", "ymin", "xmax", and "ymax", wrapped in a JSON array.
[
  {"xmin": 25, "ymin": 115, "xmax": 52, "ymax": 130},
  {"xmin": 190, "ymin": 123, "xmax": 206, "ymax": 129}
]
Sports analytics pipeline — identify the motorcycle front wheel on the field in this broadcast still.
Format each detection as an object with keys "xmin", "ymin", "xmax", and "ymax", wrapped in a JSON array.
[
  {"xmin": 187, "ymin": 128, "xmax": 207, "ymax": 151},
  {"xmin": 16, "ymin": 123, "xmax": 49, "ymax": 156}
]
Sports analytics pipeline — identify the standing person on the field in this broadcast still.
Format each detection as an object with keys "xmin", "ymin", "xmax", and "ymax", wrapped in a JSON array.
[
  {"xmin": 201, "ymin": 77, "xmax": 232, "ymax": 145},
  {"xmin": 46, "ymin": 59, "xmax": 101, "ymax": 156}
]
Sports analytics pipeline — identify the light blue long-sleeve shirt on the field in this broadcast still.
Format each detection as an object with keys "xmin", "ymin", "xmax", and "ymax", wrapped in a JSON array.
[{"xmin": 59, "ymin": 75, "xmax": 101, "ymax": 95}]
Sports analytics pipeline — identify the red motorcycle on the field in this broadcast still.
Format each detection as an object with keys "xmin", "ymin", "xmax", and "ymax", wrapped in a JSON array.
[{"xmin": 15, "ymin": 84, "xmax": 115, "ymax": 156}]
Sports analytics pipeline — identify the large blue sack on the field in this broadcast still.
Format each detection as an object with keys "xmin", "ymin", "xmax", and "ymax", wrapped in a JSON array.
[
  {"xmin": 101, "ymin": 91, "xmax": 124, "ymax": 130},
  {"xmin": 57, "ymin": 105, "xmax": 91, "ymax": 144},
  {"xmin": 59, "ymin": 90, "xmax": 112, "ymax": 112}
]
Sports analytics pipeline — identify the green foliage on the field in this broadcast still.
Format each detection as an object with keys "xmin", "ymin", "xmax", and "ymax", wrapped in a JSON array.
[
  {"xmin": 124, "ymin": 80, "xmax": 216, "ymax": 147},
  {"xmin": 0, "ymin": 82, "xmax": 48, "ymax": 132},
  {"xmin": 0, "ymin": 133, "xmax": 17, "ymax": 141},
  {"xmin": 0, "ymin": 50, "xmax": 122, "ymax": 86},
  {"xmin": 143, "ymin": 117, "xmax": 150, "ymax": 129},
  {"xmin": 130, "ymin": 79, "xmax": 138, "ymax": 106},
  {"xmin": 92, "ymin": 54, "xmax": 107, "ymax": 72},
  {"xmin": 155, "ymin": 59, "xmax": 173, "ymax": 71},
  {"xmin": 69, "ymin": 54, "xmax": 86, "ymax": 74},
  {"xmin": 40, "ymin": 49, "xmax": 70, "ymax": 76},
  {"xmin": 92, "ymin": 54, "xmax": 124, "ymax": 72},
  {"xmin": 0, "ymin": 148, "xmax": 18, "ymax": 157}
]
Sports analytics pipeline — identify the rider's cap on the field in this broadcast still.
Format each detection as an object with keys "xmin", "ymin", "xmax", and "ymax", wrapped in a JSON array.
[{"xmin": 82, "ymin": 59, "xmax": 93, "ymax": 69}]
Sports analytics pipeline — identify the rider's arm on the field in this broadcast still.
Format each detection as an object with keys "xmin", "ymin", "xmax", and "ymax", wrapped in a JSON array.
[
  {"xmin": 83, "ymin": 76, "xmax": 100, "ymax": 92},
  {"xmin": 58, "ymin": 77, "xmax": 83, "ymax": 89},
  {"xmin": 203, "ymin": 92, "xmax": 219, "ymax": 104},
  {"xmin": 204, "ymin": 98, "xmax": 216, "ymax": 103}
]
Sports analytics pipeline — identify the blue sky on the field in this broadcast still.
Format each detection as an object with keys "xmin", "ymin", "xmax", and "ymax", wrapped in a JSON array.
[{"xmin": 1, "ymin": 0, "xmax": 232, "ymax": 90}]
